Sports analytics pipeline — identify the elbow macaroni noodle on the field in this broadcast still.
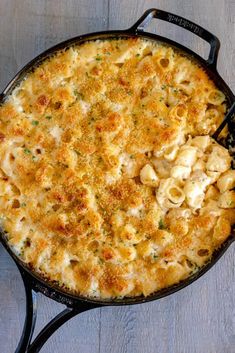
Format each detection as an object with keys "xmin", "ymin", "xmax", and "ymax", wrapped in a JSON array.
[{"xmin": 0, "ymin": 38, "xmax": 234, "ymax": 299}]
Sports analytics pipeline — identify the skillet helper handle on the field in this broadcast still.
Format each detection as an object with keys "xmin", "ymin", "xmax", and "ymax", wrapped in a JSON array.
[
  {"xmin": 15, "ymin": 266, "xmax": 100, "ymax": 353},
  {"xmin": 128, "ymin": 8, "xmax": 220, "ymax": 69},
  {"xmin": 15, "ymin": 268, "xmax": 37, "ymax": 353}
]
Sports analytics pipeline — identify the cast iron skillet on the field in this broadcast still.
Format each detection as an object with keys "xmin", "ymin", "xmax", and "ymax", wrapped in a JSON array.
[{"xmin": 0, "ymin": 8, "xmax": 234, "ymax": 353}]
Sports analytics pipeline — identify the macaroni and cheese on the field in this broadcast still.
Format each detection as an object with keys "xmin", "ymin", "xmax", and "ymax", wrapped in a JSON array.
[{"xmin": 0, "ymin": 38, "xmax": 234, "ymax": 298}]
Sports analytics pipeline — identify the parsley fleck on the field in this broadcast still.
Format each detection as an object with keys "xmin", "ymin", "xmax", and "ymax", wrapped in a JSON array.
[
  {"xmin": 95, "ymin": 55, "xmax": 102, "ymax": 61},
  {"xmin": 24, "ymin": 148, "xmax": 31, "ymax": 155},
  {"xmin": 74, "ymin": 90, "xmax": 84, "ymax": 100},
  {"xmin": 32, "ymin": 120, "xmax": 39, "ymax": 126},
  {"xmin": 136, "ymin": 53, "xmax": 140, "ymax": 57},
  {"xmin": 158, "ymin": 218, "xmax": 167, "ymax": 230},
  {"xmin": 21, "ymin": 202, "xmax": 27, "ymax": 207},
  {"xmin": 45, "ymin": 115, "xmax": 52, "ymax": 120}
]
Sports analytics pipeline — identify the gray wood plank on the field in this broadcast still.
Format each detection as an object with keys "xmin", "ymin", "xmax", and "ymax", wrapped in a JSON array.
[{"xmin": 0, "ymin": 1, "xmax": 235, "ymax": 353}]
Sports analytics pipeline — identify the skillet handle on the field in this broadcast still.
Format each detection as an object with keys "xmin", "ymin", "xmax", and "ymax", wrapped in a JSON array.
[
  {"xmin": 128, "ymin": 8, "xmax": 220, "ymax": 69},
  {"xmin": 14, "ymin": 265, "xmax": 100, "ymax": 353}
]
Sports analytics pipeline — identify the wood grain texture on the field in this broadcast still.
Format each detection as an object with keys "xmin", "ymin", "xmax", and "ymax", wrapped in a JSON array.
[{"xmin": 0, "ymin": 1, "xmax": 234, "ymax": 353}]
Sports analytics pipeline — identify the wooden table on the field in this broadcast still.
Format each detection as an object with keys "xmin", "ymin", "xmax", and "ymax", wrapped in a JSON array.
[{"xmin": 0, "ymin": 1, "xmax": 234, "ymax": 352}]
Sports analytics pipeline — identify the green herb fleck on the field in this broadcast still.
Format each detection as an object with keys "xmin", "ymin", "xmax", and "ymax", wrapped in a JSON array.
[
  {"xmin": 32, "ymin": 120, "xmax": 39, "ymax": 126},
  {"xmin": 95, "ymin": 55, "xmax": 102, "ymax": 61},
  {"xmin": 158, "ymin": 218, "xmax": 167, "ymax": 230},
  {"xmin": 161, "ymin": 84, "xmax": 167, "ymax": 90},
  {"xmin": 21, "ymin": 202, "xmax": 27, "ymax": 207},
  {"xmin": 74, "ymin": 90, "xmax": 84, "ymax": 100},
  {"xmin": 24, "ymin": 148, "xmax": 31, "ymax": 155},
  {"xmin": 136, "ymin": 53, "xmax": 140, "ymax": 57},
  {"xmin": 45, "ymin": 115, "xmax": 52, "ymax": 120}
]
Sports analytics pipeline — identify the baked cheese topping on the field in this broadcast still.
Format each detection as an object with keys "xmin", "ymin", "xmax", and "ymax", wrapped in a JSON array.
[{"xmin": 0, "ymin": 38, "xmax": 234, "ymax": 299}]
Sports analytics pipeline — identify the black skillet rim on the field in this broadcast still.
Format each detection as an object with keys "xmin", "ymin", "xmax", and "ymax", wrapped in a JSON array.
[{"xmin": 0, "ymin": 26, "xmax": 235, "ymax": 307}]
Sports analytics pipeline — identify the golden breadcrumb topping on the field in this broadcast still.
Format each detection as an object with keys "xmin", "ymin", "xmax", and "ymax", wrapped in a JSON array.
[{"xmin": 0, "ymin": 38, "xmax": 234, "ymax": 299}]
